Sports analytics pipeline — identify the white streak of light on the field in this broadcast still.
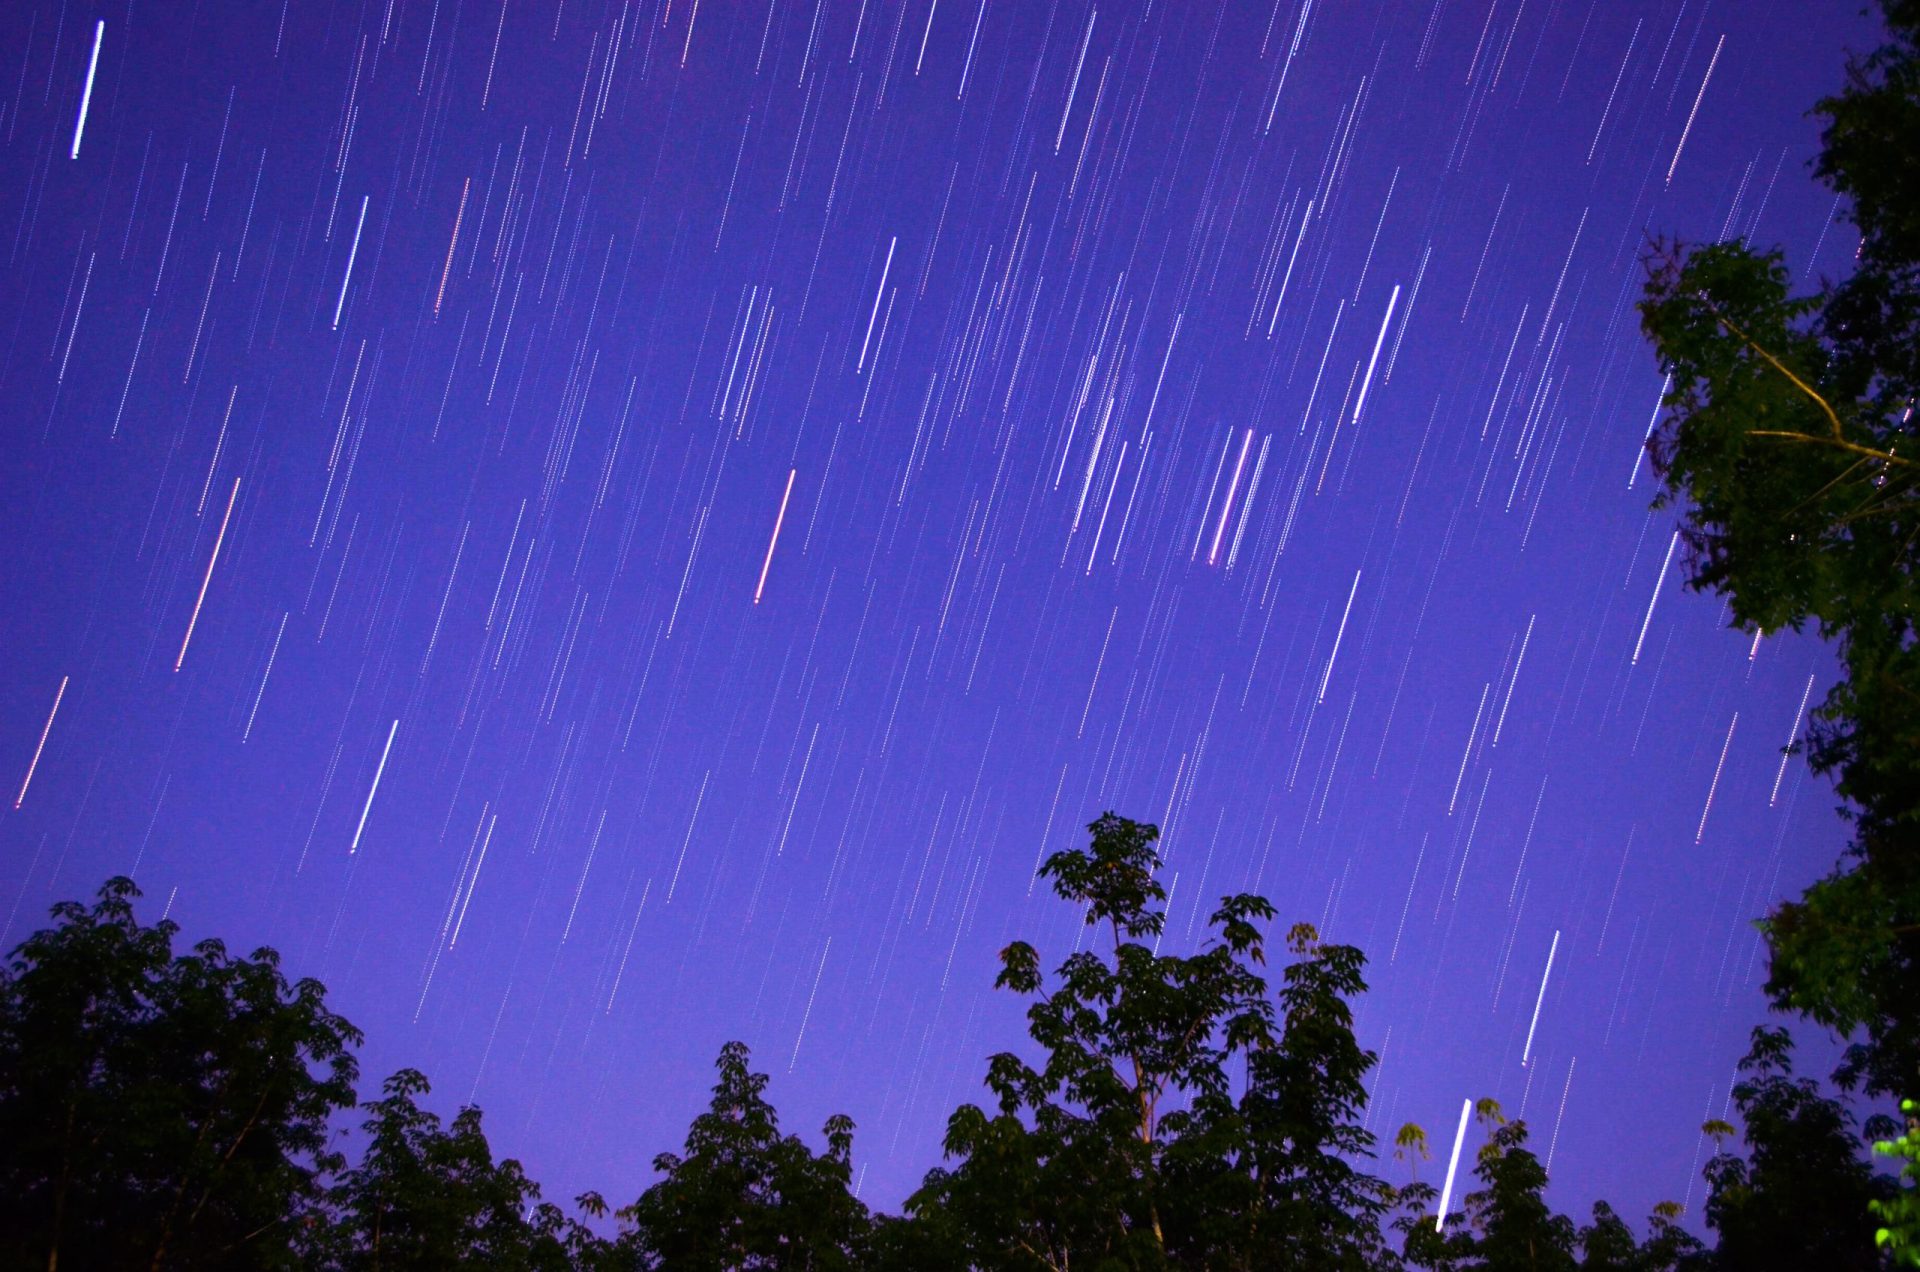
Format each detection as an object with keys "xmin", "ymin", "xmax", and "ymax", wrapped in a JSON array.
[
  {"xmin": 1631, "ymin": 531, "xmax": 1678, "ymax": 665},
  {"xmin": 243, "ymin": 613, "xmax": 289, "ymax": 743},
  {"xmin": 1521, "ymin": 929, "xmax": 1560, "ymax": 1064},
  {"xmin": 1696, "ymin": 712, "xmax": 1737, "ymax": 843},
  {"xmin": 420, "ymin": 523, "xmax": 470, "ymax": 675},
  {"xmin": 176, "ymin": 477, "xmax": 240, "ymax": 672},
  {"xmin": 790, "ymin": 936, "xmax": 831, "ymax": 1070},
  {"xmin": 1318, "ymin": 569, "xmax": 1362, "ymax": 704},
  {"xmin": 14, "ymin": 676, "xmax": 68, "ymax": 808},
  {"xmin": 562, "ymin": 809, "xmax": 607, "ymax": 943},
  {"xmin": 349, "ymin": 719, "xmax": 399, "ymax": 855},
  {"xmin": 1349, "ymin": 283, "xmax": 1401, "ymax": 429},
  {"xmin": 606, "ymin": 881, "xmax": 652, "ymax": 1010},
  {"xmin": 1208, "ymin": 428, "xmax": 1254, "ymax": 564},
  {"xmin": 1449, "ymin": 684, "xmax": 1489, "ymax": 814},
  {"xmin": 1545, "ymin": 1056, "xmax": 1576, "ymax": 1173},
  {"xmin": 1628, "ymin": 373, "xmax": 1670, "ymax": 488},
  {"xmin": 667, "ymin": 771, "xmax": 710, "ymax": 901},
  {"xmin": 1771, "ymin": 673, "xmax": 1816, "ymax": 805},
  {"xmin": 857, "ymin": 237, "xmax": 896, "ymax": 371},
  {"xmin": 1492, "ymin": 614, "xmax": 1534, "ymax": 746},
  {"xmin": 755, "ymin": 469, "xmax": 797, "ymax": 603},
  {"xmin": 1055, "ymin": 9, "xmax": 1096, "ymax": 152},
  {"xmin": 71, "ymin": 22, "xmax": 103, "ymax": 159},
  {"xmin": 1077, "ymin": 607, "xmax": 1118, "ymax": 737},
  {"xmin": 451, "ymin": 814, "xmax": 498, "ymax": 946},
  {"xmin": 1667, "ymin": 34, "xmax": 1724, "ymax": 184},
  {"xmin": 332, "ymin": 196, "xmax": 369, "ymax": 329},
  {"xmin": 1436, "ymin": 1098, "xmax": 1472, "ymax": 1227}
]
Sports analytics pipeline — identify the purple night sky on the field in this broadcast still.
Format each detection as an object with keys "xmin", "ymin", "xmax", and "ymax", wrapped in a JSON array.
[{"xmin": 0, "ymin": 0, "xmax": 1890, "ymax": 1234}]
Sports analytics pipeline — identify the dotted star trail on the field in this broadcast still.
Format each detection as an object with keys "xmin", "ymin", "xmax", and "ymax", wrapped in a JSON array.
[{"xmin": 0, "ymin": 0, "xmax": 1877, "ymax": 1231}]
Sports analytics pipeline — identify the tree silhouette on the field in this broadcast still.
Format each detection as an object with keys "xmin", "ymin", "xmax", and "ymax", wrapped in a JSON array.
[
  {"xmin": 1695, "ymin": 1026, "xmax": 1894, "ymax": 1271},
  {"xmin": 311, "ymin": 1066, "xmax": 604, "ymax": 1270},
  {"xmin": 615, "ymin": 1039, "xmax": 870, "ymax": 1270},
  {"xmin": 906, "ymin": 812, "xmax": 1394, "ymax": 1270},
  {"xmin": 0, "ymin": 876, "xmax": 361, "ymax": 1270},
  {"xmin": 1638, "ymin": 0, "xmax": 1920, "ymax": 1106}
]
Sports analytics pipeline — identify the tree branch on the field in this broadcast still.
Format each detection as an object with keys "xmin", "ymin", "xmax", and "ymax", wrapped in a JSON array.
[{"xmin": 1747, "ymin": 429, "xmax": 1917, "ymax": 469}]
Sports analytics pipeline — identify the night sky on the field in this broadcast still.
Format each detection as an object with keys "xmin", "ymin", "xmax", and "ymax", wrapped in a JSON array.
[{"xmin": 0, "ymin": 0, "xmax": 1889, "ymax": 1235}]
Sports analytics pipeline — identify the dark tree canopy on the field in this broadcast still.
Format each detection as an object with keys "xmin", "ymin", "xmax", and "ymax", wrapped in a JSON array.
[
  {"xmin": 1694, "ymin": 1027, "xmax": 1895, "ymax": 1272},
  {"xmin": 0, "ymin": 843, "xmax": 1902, "ymax": 1270},
  {"xmin": 311, "ymin": 1067, "xmax": 601, "ymax": 1271},
  {"xmin": 904, "ymin": 812, "xmax": 1399, "ymax": 1271},
  {"xmin": 1638, "ymin": 0, "xmax": 1920, "ymax": 1104},
  {"xmin": 614, "ymin": 1039, "xmax": 871, "ymax": 1271},
  {"xmin": 0, "ymin": 875, "xmax": 361, "ymax": 1271}
]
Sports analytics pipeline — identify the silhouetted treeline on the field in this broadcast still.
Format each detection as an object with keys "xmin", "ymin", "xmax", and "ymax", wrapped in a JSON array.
[{"xmin": 0, "ymin": 816, "xmax": 1902, "ymax": 1270}]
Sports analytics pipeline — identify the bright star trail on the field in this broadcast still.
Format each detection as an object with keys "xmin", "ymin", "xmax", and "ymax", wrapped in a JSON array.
[{"xmin": 0, "ymin": 0, "xmax": 1874, "ymax": 1233}]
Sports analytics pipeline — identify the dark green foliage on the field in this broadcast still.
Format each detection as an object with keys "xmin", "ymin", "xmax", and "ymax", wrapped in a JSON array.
[
  {"xmin": 1395, "ymin": 1103, "xmax": 1700, "ymax": 1272},
  {"xmin": 1696, "ymin": 1027, "xmax": 1894, "ymax": 1272},
  {"xmin": 614, "ymin": 1040, "xmax": 871, "ymax": 1270},
  {"xmin": 2, "ymin": 858, "xmax": 1909, "ymax": 1271},
  {"xmin": 1573, "ymin": 1199, "xmax": 1705, "ymax": 1272},
  {"xmin": 905, "ymin": 812, "xmax": 1394, "ymax": 1271},
  {"xmin": 311, "ymin": 1067, "xmax": 606, "ymax": 1270},
  {"xmin": 0, "ymin": 876, "xmax": 361, "ymax": 1270},
  {"xmin": 1457, "ymin": 1116, "xmax": 1577, "ymax": 1272},
  {"xmin": 1638, "ymin": 0, "xmax": 1920, "ymax": 1106},
  {"xmin": 1397, "ymin": 1103, "xmax": 1574, "ymax": 1271},
  {"xmin": 1162, "ymin": 923, "xmax": 1399, "ymax": 1270},
  {"xmin": 1870, "ymin": 1098, "xmax": 1920, "ymax": 1265}
]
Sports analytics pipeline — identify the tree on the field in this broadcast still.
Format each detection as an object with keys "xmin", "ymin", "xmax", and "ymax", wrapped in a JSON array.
[
  {"xmin": 615, "ymin": 1039, "xmax": 870, "ymax": 1271},
  {"xmin": 1396, "ymin": 1101, "xmax": 1573, "ymax": 1272},
  {"xmin": 1695, "ymin": 1026, "xmax": 1895, "ymax": 1271},
  {"xmin": 908, "ymin": 812, "xmax": 1394, "ymax": 1271},
  {"xmin": 1162, "ymin": 922, "xmax": 1398, "ymax": 1269},
  {"xmin": 311, "ymin": 1067, "xmax": 605, "ymax": 1270},
  {"xmin": 1638, "ymin": 0, "xmax": 1920, "ymax": 1103},
  {"xmin": 1575, "ymin": 1199, "xmax": 1707, "ymax": 1272},
  {"xmin": 1392, "ymin": 1100, "xmax": 1700, "ymax": 1272},
  {"xmin": 0, "ymin": 875, "xmax": 362, "ymax": 1270},
  {"xmin": 1870, "ymin": 1098, "xmax": 1920, "ymax": 1266}
]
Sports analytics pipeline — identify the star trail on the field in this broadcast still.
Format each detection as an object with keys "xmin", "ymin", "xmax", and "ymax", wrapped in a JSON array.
[{"xmin": 0, "ymin": 0, "xmax": 1880, "ymax": 1230}]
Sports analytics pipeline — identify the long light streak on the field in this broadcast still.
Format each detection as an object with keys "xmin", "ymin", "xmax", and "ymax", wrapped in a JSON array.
[
  {"xmin": 755, "ymin": 469, "xmax": 797, "ymax": 603},
  {"xmin": 1208, "ymin": 428, "xmax": 1254, "ymax": 564},
  {"xmin": 1436, "ymin": 1098, "xmax": 1472, "ymax": 1227},
  {"xmin": 349, "ymin": 720, "xmax": 399, "ymax": 855},
  {"xmin": 243, "ymin": 613, "xmax": 288, "ymax": 743},
  {"xmin": 15, "ymin": 676, "xmax": 69, "ymax": 808},
  {"xmin": 1318, "ymin": 570, "xmax": 1362, "ymax": 703},
  {"xmin": 71, "ymin": 21, "xmax": 103, "ymax": 159},
  {"xmin": 1696, "ymin": 712, "xmax": 1737, "ymax": 843},
  {"xmin": 1522, "ymin": 929, "xmax": 1560, "ymax": 1064},
  {"xmin": 1667, "ymin": 34, "xmax": 1724, "ymax": 184},
  {"xmin": 1628, "ymin": 373, "xmax": 1671, "ymax": 488},
  {"xmin": 1771, "ymin": 673, "xmax": 1816, "ymax": 805},
  {"xmin": 435, "ymin": 178, "xmax": 469, "ymax": 315},
  {"xmin": 332, "ymin": 195, "xmax": 369, "ymax": 329},
  {"xmin": 176, "ymin": 477, "xmax": 240, "ymax": 672},
  {"xmin": 790, "ymin": 936, "xmax": 832, "ymax": 1070},
  {"xmin": 1631, "ymin": 531, "xmax": 1678, "ymax": 665},
  {"xmin": 857, "ymin": 237, "xmax": 896, "ymax": 371}
]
